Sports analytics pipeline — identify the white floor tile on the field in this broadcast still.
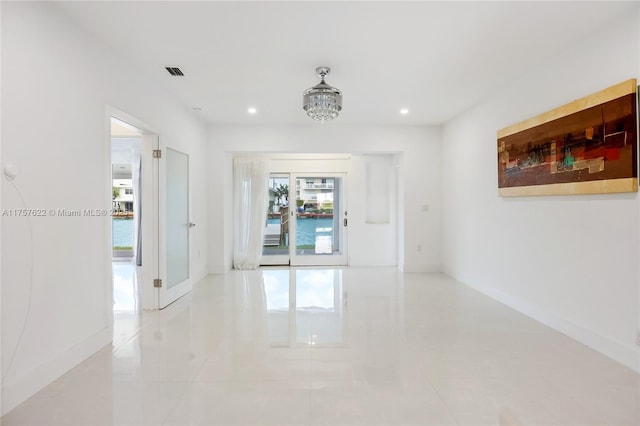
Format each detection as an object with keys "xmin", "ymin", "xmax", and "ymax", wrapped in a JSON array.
[{"xmin": 2, "ymin": 268, "xmax": 638, "ymax": 425}]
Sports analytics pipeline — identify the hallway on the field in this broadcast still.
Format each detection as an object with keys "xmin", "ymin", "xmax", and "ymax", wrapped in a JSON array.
[{"xmin": 2, "ymin": 268, "xmax": 638, "ymax": 425}]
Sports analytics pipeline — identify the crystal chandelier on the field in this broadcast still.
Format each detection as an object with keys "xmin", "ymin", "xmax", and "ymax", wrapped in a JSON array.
[{"xmin": 303, "ymin": 67, "xmax": 342, "ymax": 123}]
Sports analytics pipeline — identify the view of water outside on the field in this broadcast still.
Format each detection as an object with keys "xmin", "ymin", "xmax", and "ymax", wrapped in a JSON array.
[
  {"xmin": 115, "ymin": 218, "xmax": 333, "ymax": 250},
  {"xmin": 113, "ymin": 218, "xmax": 134, "ymax": 248},
  {"xmin": 268, "ymin": 217, "xmax": 332, "ymax": 247},
  {"xmin": 116, "ymin": 214, "xmax": 331, "ymax": 249}
]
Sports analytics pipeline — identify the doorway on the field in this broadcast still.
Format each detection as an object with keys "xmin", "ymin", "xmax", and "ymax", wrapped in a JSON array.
[
  {"xmin": 261, "ymin": 172, "xmax": 348, "ymax": 266},
  {"xmin": 109, "ymin": 109, "xmax": 195, "ymax": 314},
  {"xmin": 110, "ymin": 117, "xmax": 143, "ymax": 346}
]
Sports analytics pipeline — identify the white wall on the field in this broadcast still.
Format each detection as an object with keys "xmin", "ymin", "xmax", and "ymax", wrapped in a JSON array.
[
  {"xmin": 0, "ymin": 2, "xmax": 3, "ymax": 414},
  {"xmin": 442, "ymin": 8, "xmax": 639, "ymax": 371},
  {"xmin": 349, "ymin": 154, "xmax": 398, "ymax": 266},
  {"xmin": 1, "ymin": 2, "xmax": 208, "ymax": 414},
  {"xmin": 207, "ymin": 125, "xmax": 442, "ymax": 273}
]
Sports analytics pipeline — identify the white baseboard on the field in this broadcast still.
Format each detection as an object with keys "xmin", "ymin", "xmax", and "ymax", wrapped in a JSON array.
[
  {"xmin": 349, "ymin": 261, "xmax": 397, "ymax": 267},
  {"xmin": 208, "ymin": 263, "xmax": 229, "ymax": 274},
  {"xmin": 448, "ymin": 273, "xmax": 640, "ymax": 373},
  {"xmin": 192, "ymin": 270, "xmax": 208, "ymax": 284},
  {"xmin": 400, "ymin": 263, "xmax": 443, "ymax": 273},
  {"xmin": 1, "ymin": 327, "xmax": 112, "ymax": 416},
  {"xmin": 208, "ymin": 267, "xmax": 227, "ymax": 274}
]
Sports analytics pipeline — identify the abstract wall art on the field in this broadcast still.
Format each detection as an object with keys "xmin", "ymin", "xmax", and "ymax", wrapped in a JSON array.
[{"xmin": 497, "ymin": 79, "xmax": 638, "ymax": 196}]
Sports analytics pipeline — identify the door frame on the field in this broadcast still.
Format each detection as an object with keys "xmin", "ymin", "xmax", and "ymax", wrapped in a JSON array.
[
  {"xmin": 247, "ymin": 155, "xmax": 351, "ymax": 267},
  {"xmin": 289, "ymin": 172, "xmax": 348, "ymax": 266},
  {"xmin": 106, "ymin": 107, "xmax": 158, "ymax": 311}
]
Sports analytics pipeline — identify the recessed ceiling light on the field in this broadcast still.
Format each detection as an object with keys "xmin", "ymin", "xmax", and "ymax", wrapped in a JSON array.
[
  {"xmin": 192, "ymin": 107, "xmax": 202, "ymax": 112},
  {"xmin": 400, "ymin": 108, "xmax": 410, "ymax": 115},
  {"xmin": 248, "ymin": 107, "xmax": 257, "ymax": 115}
]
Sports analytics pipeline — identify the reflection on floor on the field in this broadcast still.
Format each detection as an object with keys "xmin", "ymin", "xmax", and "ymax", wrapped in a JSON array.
[
  {"xmin": 2, "ymin": 268, "xmax": 638, "ymax": 425},
  {"xmin": 112, "ymin": 259, "xmax": 141, "ymax": 349}
]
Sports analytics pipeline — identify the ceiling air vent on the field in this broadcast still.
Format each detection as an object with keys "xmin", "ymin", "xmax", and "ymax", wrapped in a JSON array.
[{"xmin": 165, "ymin": 67, "xmax": 184, "ymax": 76}]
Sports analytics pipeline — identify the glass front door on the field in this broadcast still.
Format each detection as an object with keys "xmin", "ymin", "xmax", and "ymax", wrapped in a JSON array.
[
  {"xmin": 261, "ymin": 174, "xmax": 291, "ymax": 265},
  {"xmin": 261, "ymin": 173, "xmax": 348, "ymax": 266},
  {"xmin": 290, "ymin": 174, "xmax": 347, "ymax": 266}
]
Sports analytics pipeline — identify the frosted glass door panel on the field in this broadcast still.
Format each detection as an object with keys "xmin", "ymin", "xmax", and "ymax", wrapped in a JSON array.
[{"xmin": 166, "ymin": 148, "xmax": 189, "ymax": 289}]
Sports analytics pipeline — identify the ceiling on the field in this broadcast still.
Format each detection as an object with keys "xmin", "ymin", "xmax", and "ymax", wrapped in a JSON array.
[
  {"xmin": 54, "ymin": 1, "xmax": 635, "ymax": 126},
  {"xmin": 111, "ymin": 118, "xmax": 142, "ymax": 137},
  {"xmin": 112, "ymin": 163, "xmax": 133, "ymax": 179}
]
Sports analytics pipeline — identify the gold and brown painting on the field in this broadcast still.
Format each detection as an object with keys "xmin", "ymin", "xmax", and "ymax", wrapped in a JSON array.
[{"xmin": 497, "ymin": 79, "xmax": 638, "ymax": 196}]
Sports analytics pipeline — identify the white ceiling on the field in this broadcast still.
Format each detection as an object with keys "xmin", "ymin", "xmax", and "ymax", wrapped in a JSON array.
[
  {"xmin": 111, "ymin": 118, "xmax": 142, "ymax": 137},
  {"xmin": 54, "ymin": 1, "xmax": 636, "ymax": 126}
]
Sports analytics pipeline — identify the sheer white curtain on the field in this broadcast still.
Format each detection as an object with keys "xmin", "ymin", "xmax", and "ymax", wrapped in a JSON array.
[
  {"xmin": 233, "ymin": 158, "xmax": 270, "ymax": 269},
  {"xmin": 132, "ymin": 152, "xmax": 142, "ymax": 266}
]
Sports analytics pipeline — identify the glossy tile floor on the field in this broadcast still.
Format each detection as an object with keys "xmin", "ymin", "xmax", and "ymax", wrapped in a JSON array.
[
  {"xmin": 2, "ymin": 268, "xmax": 639, "ymax": 425},
  {"xmin": 112, "ymin": 260, "xmax": 142, "ymax": 348}
]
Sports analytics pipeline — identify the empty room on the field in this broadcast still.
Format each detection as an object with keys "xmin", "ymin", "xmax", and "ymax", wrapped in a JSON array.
[{"xmin": 1, "ymin": 1, "xmax": 639, "ymax": 425}]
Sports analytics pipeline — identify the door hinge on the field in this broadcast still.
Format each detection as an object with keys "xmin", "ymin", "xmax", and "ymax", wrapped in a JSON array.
[
  {"xmin": 154, "ymin": 278, "xmax": 162, "ymax": 288},
  {"xmin": 152, "ymin": 149, "xmax": 162, "ymax": 159}
]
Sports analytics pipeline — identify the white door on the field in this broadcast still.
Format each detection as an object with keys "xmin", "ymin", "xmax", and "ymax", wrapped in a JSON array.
[{"xmin": 156, "ymin": 144, "xmax": 192, "ymax": 308}]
